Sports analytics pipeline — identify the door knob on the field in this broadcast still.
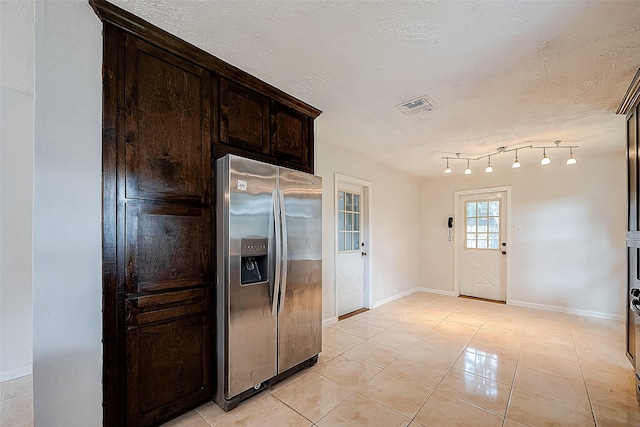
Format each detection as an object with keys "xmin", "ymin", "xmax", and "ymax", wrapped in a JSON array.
[
  {"xmin": 501, "ymin": 251, "xmax": 507, "ymax": 255},
  {"xmin": 362, "ymin": 252, "xmax": 367, "ymax": 256}
]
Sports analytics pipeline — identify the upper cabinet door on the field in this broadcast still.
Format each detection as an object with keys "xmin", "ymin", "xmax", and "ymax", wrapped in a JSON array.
[
  {"xmin": 271, "ymin": 102, "xmax": 311, "ymax": 171},
  {"xmin": 124, "ymin": 37, "xmax": 211, "ymax": 205},
  {"xmin": 220, "ymin": 79, "xmax": 270, "ymax": 154}
]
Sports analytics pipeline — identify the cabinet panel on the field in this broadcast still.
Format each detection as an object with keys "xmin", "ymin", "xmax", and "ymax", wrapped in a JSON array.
[
  {"xmin": 127, "ymin": 311, "xmax": 211, "ymax": 426},
  {"xmin": 124, "ymin": 37, "xmax": 211, "ymax": 204},
  {"xmin": 271, "ymin": 103, "xmax": 310, "ymax": 169},
  {"xmin": 220, "ymin": 79, "xmax": 270, "ymax": 154},
  {"xmin": 125, "ymin": 203, "xmax": 210, "ymax": 294}
]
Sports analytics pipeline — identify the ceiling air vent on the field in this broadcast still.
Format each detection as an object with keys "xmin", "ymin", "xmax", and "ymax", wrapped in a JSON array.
[{"xmin": 396, "ymin": 94, "xmax": 438, "ymax": 117}]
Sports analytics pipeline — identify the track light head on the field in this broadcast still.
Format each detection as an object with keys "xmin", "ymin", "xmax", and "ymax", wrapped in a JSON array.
[
  {"xmin": 485, "ymin": 156, "xmax": 493, "ymax": 173},
  {"xmin": 464, "ymin": 159, "xmax": 472, "ymax": 175},
  {"xmin": 540, "ymin": 148, "xmax": 551, "ymax": 166},
  {"xmin": 444, "ymin": 158, "xmax": 452, "ymax": 174},
  {"xmin": 512, "ymin": 149, "xmax": 521, "ymax": 168}
]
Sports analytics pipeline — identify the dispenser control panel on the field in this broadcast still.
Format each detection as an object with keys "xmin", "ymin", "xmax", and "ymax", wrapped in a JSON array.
[
  {"xmin": 240, "ymin": 237, "xmax": 269, "ymax": 285},
  {"xmin": 241, "ymin": 238, "xmax": 268, "ymax": 256}
]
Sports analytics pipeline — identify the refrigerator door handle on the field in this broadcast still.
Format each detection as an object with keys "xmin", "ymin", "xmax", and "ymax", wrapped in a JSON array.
[
  {"xmin": 278, "ymin": 189, "xmax": 288, "ymax": 313},
  {"xmin": 272, "ymin": 189, "xmax": 281, "ymax": 316}
]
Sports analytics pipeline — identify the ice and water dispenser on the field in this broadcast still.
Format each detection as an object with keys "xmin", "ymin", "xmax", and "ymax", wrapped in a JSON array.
[{"xmin": 240, "ymin": 237, "xmax": 269, "ymax": 285}]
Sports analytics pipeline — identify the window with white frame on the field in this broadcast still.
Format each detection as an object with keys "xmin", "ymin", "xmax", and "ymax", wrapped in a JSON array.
[
  {"xmin": 337, "ymin": 190, "xmax": 360, "ymax": 252},
  {"xmin": 465, "ymin": 200, "xmax": 500, "ymax": 250}
]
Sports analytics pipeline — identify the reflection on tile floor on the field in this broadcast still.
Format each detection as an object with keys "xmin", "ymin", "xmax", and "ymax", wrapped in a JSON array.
[{"xmin": 2, "ymin": 293, "xmax": 637, "ymax": 426}]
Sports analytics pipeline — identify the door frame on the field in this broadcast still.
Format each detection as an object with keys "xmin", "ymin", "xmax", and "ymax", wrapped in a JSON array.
[
  {"xmin": 334, "ymin": 173, "xmax": 371, "ymax": 319},
  {"xmin": 454, "ymin": 186, "xmax": 512, "ymax": 304}
]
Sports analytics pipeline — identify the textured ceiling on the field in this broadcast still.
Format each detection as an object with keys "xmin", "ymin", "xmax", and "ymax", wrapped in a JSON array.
[{"xmin": 109, "ymin": 0, "xmax": 640, "ymax": 176}]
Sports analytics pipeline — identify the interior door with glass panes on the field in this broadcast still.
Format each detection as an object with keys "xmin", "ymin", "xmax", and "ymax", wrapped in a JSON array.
[
  {"xmin": 458, "ymin": 191, "xmax": 507, "ymax": 301},
  {"xmin": 336, "ymin": 183, "xmax": 366, "ymax": 316}
]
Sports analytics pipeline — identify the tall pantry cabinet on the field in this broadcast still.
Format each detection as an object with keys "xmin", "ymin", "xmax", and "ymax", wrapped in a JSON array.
[
  {"xmin": 620, "ymin": 68, "xmax": 640, "ymax": 399},
  {"xmin": 90, "ymin": 2, "xmax": 321, "ymax": 426}
]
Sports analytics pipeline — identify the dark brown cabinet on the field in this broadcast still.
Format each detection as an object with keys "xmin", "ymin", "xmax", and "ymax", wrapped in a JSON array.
[
  {"xmin": 271, "ymin": 102, "xmax": 312, "ymax": 170},
  {"xmin": 216, "ymin": 84, "xmax": 316, "ymax": 173},
  {"xmin": 101, "ymin": 24, "xmax": 214, "ymax": 427},
  {"xmin": 92, "ymin": 1, "xmax": 320, "ymax": 425},
  {"xmin": 220, "ymin": 79, "xmax": 270, "ymax": 155},
  {"xmin": 623, "ymin": 72, "xmax": 640, "ymax": 364},
  {"xmin": 627, "ymin": 106, "xmax": 637, "ymax": 367},
  {"xmin": 620, "ymin": 68, "xmax": 640, "ymax": 401}
]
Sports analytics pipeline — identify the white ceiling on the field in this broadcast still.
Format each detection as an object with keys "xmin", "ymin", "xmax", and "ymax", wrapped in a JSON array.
[{"xmin": 109, "ymin": 0, "xmax": 640, "ymax": 177}]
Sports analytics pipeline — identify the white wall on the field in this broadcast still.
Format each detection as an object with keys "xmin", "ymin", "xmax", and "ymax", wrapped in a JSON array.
[
  {"xmin": 419, "ymin": 150, "xmax": 626, "ymax": 319},
  {"xmin": 316, "ymin": 141, "xmax": 420, "ymax": 323},
  {"xmin": 0, "ymin": 0, "xmax": 34, "ymax": 382},
  {"xmin": 32, "ymin": 1, "xmax": 103, "ymax": 425}
]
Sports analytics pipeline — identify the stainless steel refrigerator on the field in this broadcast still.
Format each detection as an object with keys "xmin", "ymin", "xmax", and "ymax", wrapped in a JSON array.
[{"xmin": 215, "ymin": 154, "xmax": 322, "ymax": 411}]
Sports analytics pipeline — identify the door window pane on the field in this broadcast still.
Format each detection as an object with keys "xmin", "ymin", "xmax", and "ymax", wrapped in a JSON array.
[
  {"xmin": 465, "ymin": 199, "xmax": 500, "ymax": 250},
  {"xmin": 466, "ymin": 218, "xmax": 476, "ymax": 232},
  {"xmin": 337, "ymin": 190, "xmax": 363, "ymax": 253},
  {"xmin": 489, "ymin": 233, "xmax": 499, "ymax": 249},
  {"xmin": 467, "ymin": 203, "xmax": 476, "ymax": 217},
  {"xmin": 489, "ymin": 201, "xmax": 500, "ymax": 216},
  {"xmin": 477, "ymin": 202, "xmax": 488, "ymax": 216}
]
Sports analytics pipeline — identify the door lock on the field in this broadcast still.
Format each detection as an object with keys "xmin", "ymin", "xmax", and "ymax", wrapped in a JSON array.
[{"xmin": 362, "ymin": 252, "xmax": 367, "ymax": 256}]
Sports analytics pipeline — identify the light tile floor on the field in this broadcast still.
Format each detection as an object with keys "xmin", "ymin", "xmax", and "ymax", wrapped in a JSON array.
[
  {"xmin": 1, "ymin": 293, "xmax": 638, "ymax": 426},
  {"xmin": 0, "ymin": 374, "xmax": 33, "ymax": 427},
  {"xmin": 165, "ymin": 293, "xmax": 639, "ymax": 427}
]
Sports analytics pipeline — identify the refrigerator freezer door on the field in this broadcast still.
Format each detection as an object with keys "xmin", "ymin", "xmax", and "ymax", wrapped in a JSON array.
[
  {"xmin": 277, "ymin": 167, "xmax": 323, "ymax": 373},
  {"xmin": 217, "ymin": 155, "xmax": 278, "ymax": 400}
]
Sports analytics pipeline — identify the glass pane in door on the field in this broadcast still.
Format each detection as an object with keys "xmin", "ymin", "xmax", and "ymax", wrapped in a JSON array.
[{"xmin": 337, "ymin": 190, "xmax": 362, "ymax": 253}]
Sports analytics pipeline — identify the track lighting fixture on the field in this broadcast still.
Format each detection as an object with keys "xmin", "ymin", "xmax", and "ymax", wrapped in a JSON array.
[{"xmin": 441, "ymin": 140, "xmax": 578, "ymax": 174}]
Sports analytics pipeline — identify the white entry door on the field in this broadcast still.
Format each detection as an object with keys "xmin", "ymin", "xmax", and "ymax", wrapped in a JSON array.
[
  {"xmin": 336, "ymin": 181, "xmax": 367, "ymax": 316},
  {"xmin": 457, "ymin": 189, "xmax": 508, "ymax": 301}
]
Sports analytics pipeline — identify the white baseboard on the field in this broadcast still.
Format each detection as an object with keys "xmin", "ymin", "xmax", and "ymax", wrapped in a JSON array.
[
  {"xmin": 372, "ymin": 288, "xmax": 417, "ymax": 309},
  {"xmin": 322, "ymin": 317, "xmax": 338, "ymax": 328},
  {"xmin": 509, "ymin": 300, "xmax": 624, "ymax": 322},
  {"xmin": 0, "ymin": 365, "xmax": 32, "ymax": 382},
  {"xmin": 371, "ymin": 287, "xmax": 456, "ymax": 309},
  {"xmin": 414, "ymin": 287, "xmax": 457, "ymax": 297},
  {"xmin": 363, "ymin": 287, "xmax": 623, "ymax": 322}
]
